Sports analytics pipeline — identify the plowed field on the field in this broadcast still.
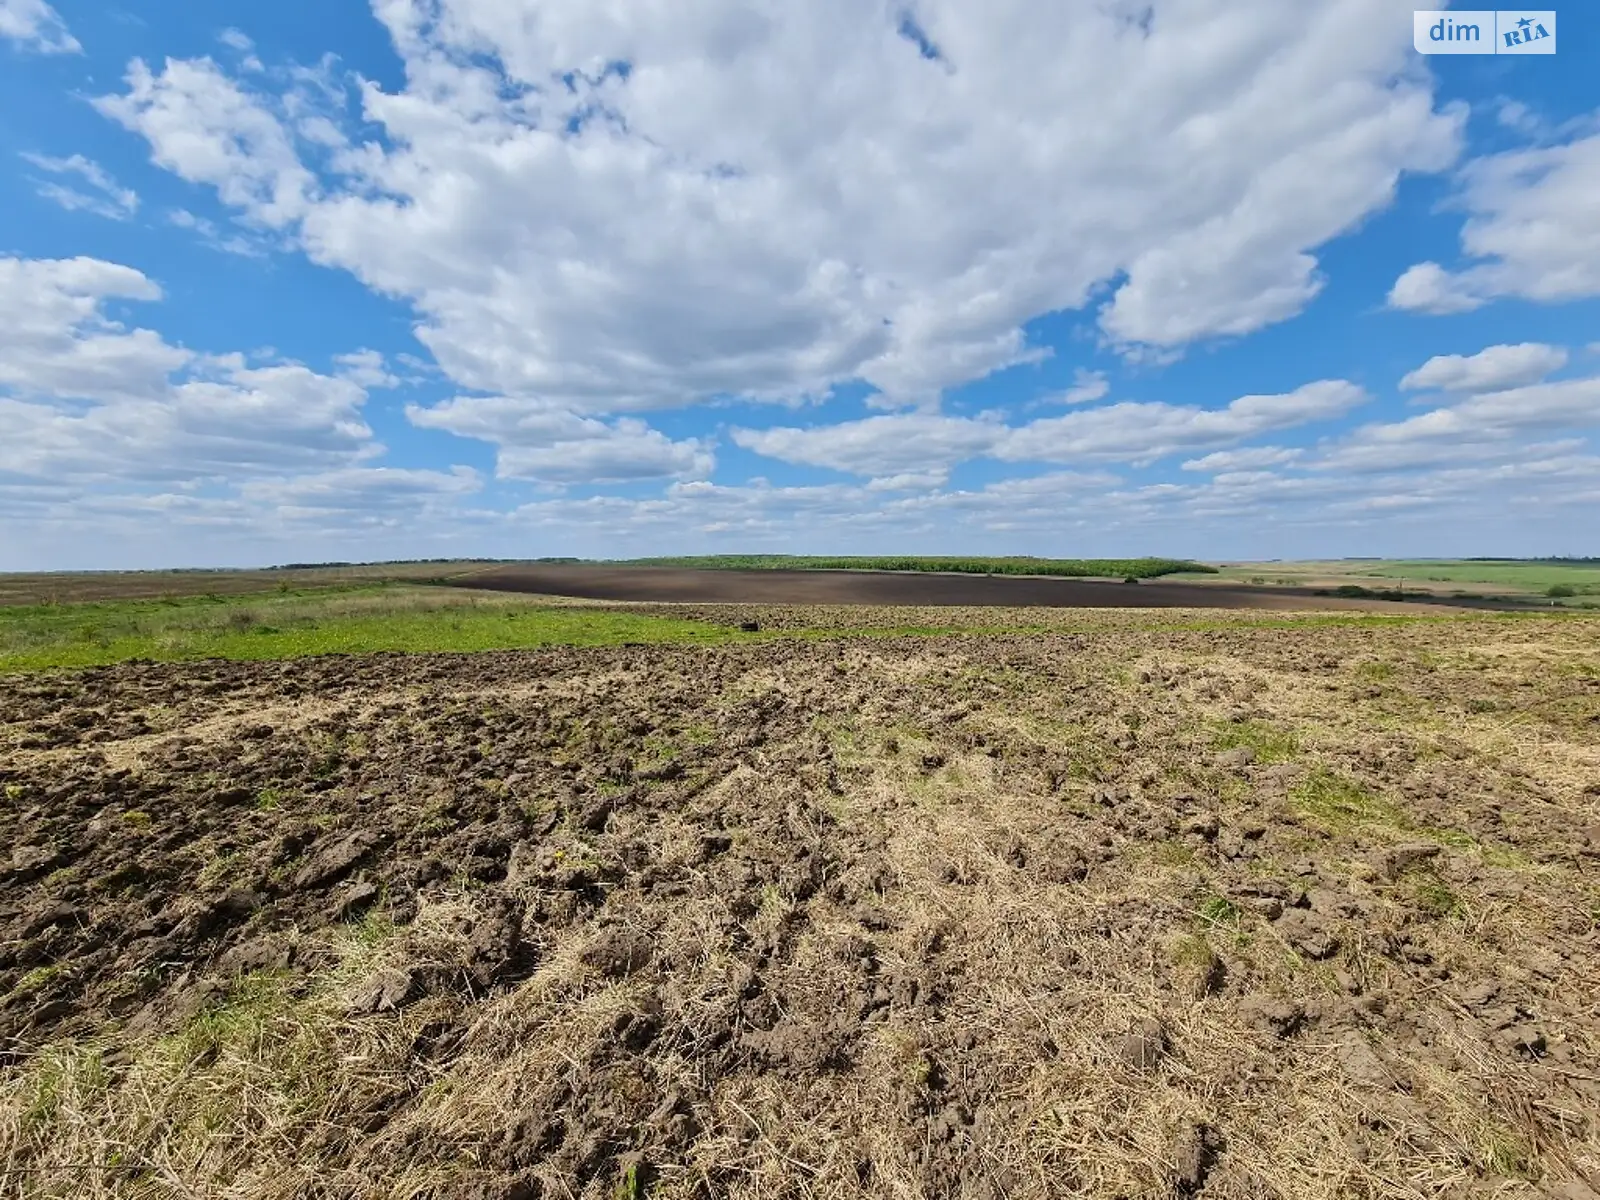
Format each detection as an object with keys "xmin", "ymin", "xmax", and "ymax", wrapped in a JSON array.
[
  {"xmin": 3, "ymin": 610, "xmax": 1599, "ymax": 1198},
  {"xmin": 449, "ymin": 564, "xmax": 1508, "ymax": 611}
]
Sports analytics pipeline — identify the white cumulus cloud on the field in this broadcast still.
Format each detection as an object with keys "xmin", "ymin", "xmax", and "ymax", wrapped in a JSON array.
[
  {"xmin": 0, "ymin": 0, "xmax": 78, "ymax": 53},
  {"xmin": 407, "ymin": 395, "xmax": 713, "ymax": 484},
  {"xmin": 334, "ymin": 349, "xmax": 400, "ymax": 389},
  {"xmin": 95, "ymin": 58, "xmax": 316, "ymax": 230},
  {"xmin": 1400, "ymin": 342, "xmax": 1568, "ymax": 394},
  {"xmin": 99, "ymin": 0, "xmax": 1462, "ymax": 411},
  {"xmin": 1390, "ymin": 127, "xmax": 1600, "ymax": 313},
  {"xmin": 1182, "ymin": 446, "xmax": 1305, "ymax": 473},
  {"xmin": 0, "ymin": 255, "xmax": 379, "ymax": 484},
  {"xmin": 735, "ymin": 381, "xmax": 1366, "ymax": 476}
]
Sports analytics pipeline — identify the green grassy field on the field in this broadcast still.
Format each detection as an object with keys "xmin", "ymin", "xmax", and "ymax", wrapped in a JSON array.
[
  {"xmin": 1346, "ymin": 560, "xmax": 1600, "ymax": 594},
  {"xmin": 0, "ymin": 586, "xmax": 748, "ymax": 673},
  {"xmin": 614, "ymin": 555, "xmax": 1214, "ymax": 578}
]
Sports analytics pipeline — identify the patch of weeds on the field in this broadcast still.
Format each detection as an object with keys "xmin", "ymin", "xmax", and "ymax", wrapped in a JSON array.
[
  {"xmin": 3, "ymin": 783, "xmax": 23, "ymax": 802},
  {"xmin": 640, "ymin": 734, "xmax": 680, "ymax": 766},
  {"xmin": 1412, "ymin": 876, "xmax": 1466, "ymax": 920},
  {"xmin": 92, "ymin": 861, "xmax": 147, "ymax": 894},
  {"xmin": 816, "ymin": 716, "xmax": 867, "ymax": 763},
  {"xmin": 1151, "ymin": 840, "xmax": 1198, "ymax": 869},
  {"xmin": 1478, "ymin": 844, "xmax": 1535, "ymax": 871},
  {"xmin": 1168, "ymin": 932, "xmax": 1217, "ymax": 971},
  {"xmin": 1290, "ymin": 769, "xmax": 1408, "ymax": 832},
  {"xmin": 756, "ymin": 882, "xmax": 790, "ymax": 920},
  {"xmin": 613, "ymin": 1160, "xmax": 654, "ymax": 1200},
  {"xmin": 1474, "ymin": 1124, "xmax": 1539, "ymax": 1181},
  {"xmin": 8, "ymin": 963, "xmax": 64, "ymax": 1001},
  {"xmin": 876, "ymin": 723, "xmax": 928, "ymax": 761},
  {"xmin": 1196, "ymin": 895, "xmax": 1242, "ymax": 931},
  {"xmin": 306, "ymin": 730, "xmax": 354, "ymax": 779},
  {"xmin": 418, "ymin": 797, "xmax": 458, "ymax": 835},
  {"xmin": 196, "ymin": 851, "xmax": 240, "ymax": 890},
  {"xmin": 1354, "ymin": 660, "xmax": 1396, "ymax": 682},
  {"xmin": 942, "ymin": 665, "xmax": 1033, "ymax": 702},
  {"xmin": 122, "ymin": 810, "xmax": 153, "ymax": 828},
  {"xmin": 1168, "ymin": 931, "xmax": 1230, "ymax": 994},
  {"xmin": 19, "ymin": 1043, "xmax": 108, "ymax": 1134},
  {"xmin": 1464, "ymin": 697, "xmax": 1503, "ymax": 714},
  {"xmin": 271, "ymin": 854, "xmax": 307, "ymax": 888},
  {"xmin": 160, "ymin": 969, "xmax": 338, "ymax": 1124},
  {"xmin": 1057, "ymin": 739, "xmax": 1113, "ymax": 783},
  {"xmin": 518, "ymin": 793, "xmax": 557, "ymax": 824},
  {"xmin": 1211, "ymin": 719, "xmax": 1299, "ymax": 763},
  {"xmin": 1422, "ymin": 827, "xmax": 1477, "ymax": 852},
  {"xmin": 255, "ymin": 787, "xmax": 284, "ymax": 811},
  {"xmin": 329, "ymin": 910, "xmax": 400, "ymax": 981}
]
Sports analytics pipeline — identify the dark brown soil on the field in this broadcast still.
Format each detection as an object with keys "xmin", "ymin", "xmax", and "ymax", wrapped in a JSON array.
[{"xmin": 446, "ymin": 564, "xmax": 1511, "ymax": 611}]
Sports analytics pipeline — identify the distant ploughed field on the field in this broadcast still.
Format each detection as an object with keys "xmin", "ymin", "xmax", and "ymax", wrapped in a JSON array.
[{"xmin": 450, "ymin": 564, "xmax": 1476, "ymax": 611}]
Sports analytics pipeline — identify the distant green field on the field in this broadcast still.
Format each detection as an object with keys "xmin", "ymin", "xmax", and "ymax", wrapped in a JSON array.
[
  {"xmin": 614, "ymin": 555, "xmax": 1215, "ymax": 579},
  {"xmin": 0, "ymin": 586, "xmax": 746, "ymax": 673},
  {"xmin": 1347, "ymin": 560, "xmax": 1600, "ymax": 593}
]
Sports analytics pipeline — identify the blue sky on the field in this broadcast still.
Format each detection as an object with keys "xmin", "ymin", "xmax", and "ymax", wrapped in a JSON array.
[{"xmin": 2, "ymin": 0, "xmax": 1596, "ymax": 569}]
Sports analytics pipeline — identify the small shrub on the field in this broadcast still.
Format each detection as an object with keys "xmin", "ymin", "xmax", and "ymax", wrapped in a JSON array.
[{"xmin": 1546, "ymin": 584, "xmax": 1576, "ymax": 598}]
